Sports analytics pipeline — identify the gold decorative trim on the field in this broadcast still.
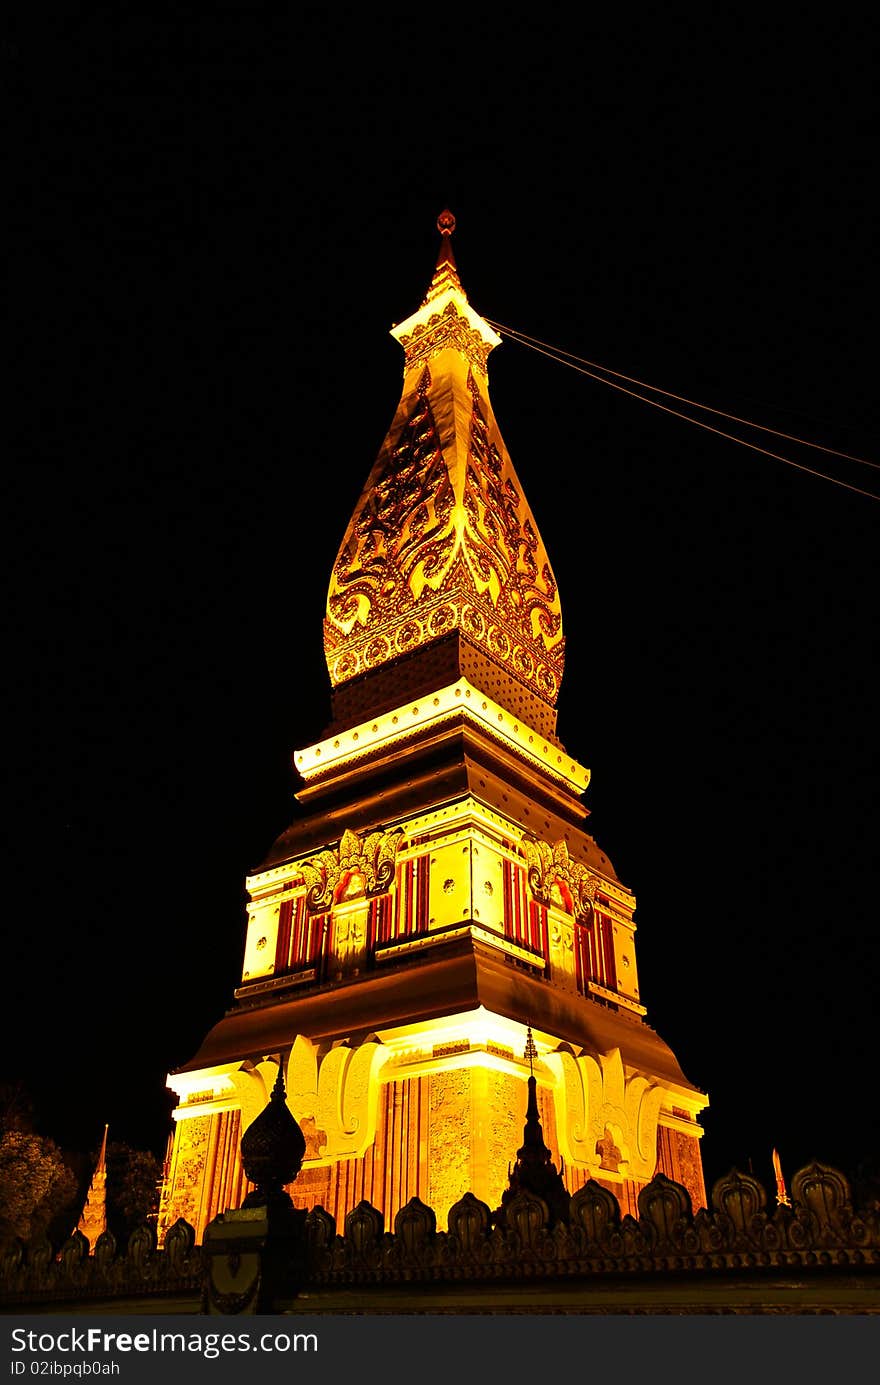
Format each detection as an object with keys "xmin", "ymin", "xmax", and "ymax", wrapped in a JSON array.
[
  {"xmin": 397, "ymin": 300, "xmax": 494, "ymax": 376},
  {"xmin": 294, "ymin": 678, "xmax": 590, "ymax": 795},
  {"xmin": 375, "ymin": 922, "xmax": 546, "ymax": 970}
]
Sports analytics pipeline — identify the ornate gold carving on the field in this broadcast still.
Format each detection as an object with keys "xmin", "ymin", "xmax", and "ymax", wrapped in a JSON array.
[
  {"xmin": 433, "ymin": 1042, "xmax": 469, "ymax": 1058},
  {"xmin": 311, "ymin": 1042, "xmax": 384, "ymax": 1160},
  {"xmin": 161, "ymin": 1116, "xmax": 211, "ymax": 1236},
  {"xmin": 429, "ymin": 603, "xmax": 455, "ymax": 635},
  {"xmin": 545, "ymin": 1047, "xmax": 664, "ymax": 1182},
  {"xmin": 487, "ymin": 1073, "xmax": 523, "ymax": 1206},
  {"xmin": 521, "ymin": 835, "xmax": 599, "ymax": 918},
  {"xmin": 299, "ymin": 826, "xmax": 403, "ymax": 911},
  {"xmin": 547, "ymin": 911, "xmax": 577, "ymax": 991},
  {"xmin": 326, "ymin": 369, "xmax": 452, "ymax": 638},
  {"xmin": 329, "ymin": 902, "xmax": 369, "ymax": 975},
  {"xmin": 428, "ymin": 1069, "xmax": 471, "ymax": 1223},
  {"xmin": 284, "ymin": 1035, "xmax": 386, "ymax": 1164},
  {"xmin": 325, "ymin": 360, "xmax": 565, "ymax": 708},
  {"xmin": 596, "ymin": 1126, "xmax": 622, "ymax": 1172},
  {"xmin": 298, "ymin": 1116, "xmax": 327, "ymax": 1161},
  {"xmin": 397, "ymin": 300, "xmax": 494, "ymax": 376}
]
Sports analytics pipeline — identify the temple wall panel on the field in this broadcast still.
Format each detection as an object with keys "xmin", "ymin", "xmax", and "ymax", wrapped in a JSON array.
[
  {"xmin": 469, "ymin": 839, "xmax": 505, "ymax": 932},
  {"xmin": 157, "ymin": 1115, "xmax": 210, "ymax": 1243},
  {"xmin": 426, "ymin": 840, "xmax": 473, "ymax": 931},
  {"xmin": 241, "ymin": 898, "xmax": 281, "ymax": 982},
  {"xmin": 161, "ymin": 1019, "xmax": 707, "ymax": 1244},
  {"xmin": 428, "ymin": 1069, "xmax": 471, "ymax": 1224},
  {"xmin": 289, "ymin": 1076, "xmax": 427, "ymax": 1232},
  {"xmin": 656, "ymin": 1124, "xmax": 707, "ymax": 1211},
  {"xmin": 609, "ymin": 913, "xmax": 640, "ymax": 1003}
]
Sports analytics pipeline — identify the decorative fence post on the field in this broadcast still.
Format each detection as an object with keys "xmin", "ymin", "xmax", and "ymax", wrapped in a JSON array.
[{"xmin": 202, "ymin": 1060, "xmax": 307, "ymax": 1314}]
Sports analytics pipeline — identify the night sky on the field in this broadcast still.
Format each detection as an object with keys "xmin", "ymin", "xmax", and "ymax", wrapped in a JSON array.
[{"xmin": 6, "ymin": 14, "xmax": 877, "ymax": 1209}]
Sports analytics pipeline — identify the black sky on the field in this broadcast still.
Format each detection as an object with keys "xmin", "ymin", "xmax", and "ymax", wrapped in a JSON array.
[{"xmin": 5, "ymin": 13, "xmax": 877, "ymax": 1206}]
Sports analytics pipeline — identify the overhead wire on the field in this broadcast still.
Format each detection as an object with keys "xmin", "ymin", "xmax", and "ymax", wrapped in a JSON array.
[{"xmin": 485, "ymin": 317, "xmax": 879, "ymax": 502}]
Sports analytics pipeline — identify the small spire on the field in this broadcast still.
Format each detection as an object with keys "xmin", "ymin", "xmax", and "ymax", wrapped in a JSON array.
[
  {"xmin": 76, "ymin": 1123, "xmax": 109, "ymax": 1253},
  {"xmin": 523, "ymin": 1025, "xmax": 538, "ymax": 1077},
  {"xmin": 424, "ymin": 207, "xmax": 463, "ymax": 302},
  {"xmin": 494, "ymin": 1026, "xmax": 570, "ymax": 1228},
  {"xmin": 95, "ymin": 1122, "xmax": 108, "ymax": 1173}
]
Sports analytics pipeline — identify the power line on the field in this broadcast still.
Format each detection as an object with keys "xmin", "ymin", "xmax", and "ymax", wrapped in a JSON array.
[{"xmin": 486, "ymin": 319, "xmax": 879, "ymax": 502}]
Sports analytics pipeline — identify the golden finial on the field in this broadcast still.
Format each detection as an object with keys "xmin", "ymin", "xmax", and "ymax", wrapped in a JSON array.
[{"xmin": 437, "ymin": 208, "xmax": 456, "ymax": 236}]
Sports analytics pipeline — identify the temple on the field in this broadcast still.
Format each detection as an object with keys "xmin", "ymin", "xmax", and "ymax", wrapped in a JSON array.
[{"xmin": 157, "ymin": 212, "xmax": 709, "ymax": 1245}]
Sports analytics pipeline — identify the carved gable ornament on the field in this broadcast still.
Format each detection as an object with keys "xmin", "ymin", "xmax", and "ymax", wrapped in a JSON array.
[
  {"xmin": 397, "ymin": 300, "xmax": 495, "ymax": 376},
  {"xmin": 299, "ymin": 827, "xmax": 403, "ymax": 912},
  {"xmin": 521, "ymin": 835, "xmax": 598, "ymax": 919},
  {"xmin": 543, "ymin": 1046, "xmax": 664, "ymax": 1183}
]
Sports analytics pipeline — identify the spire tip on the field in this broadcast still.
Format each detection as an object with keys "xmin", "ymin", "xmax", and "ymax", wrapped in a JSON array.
[{"xmin": 437, "ymin": 208, "xmax": 456, "ymax": 236}]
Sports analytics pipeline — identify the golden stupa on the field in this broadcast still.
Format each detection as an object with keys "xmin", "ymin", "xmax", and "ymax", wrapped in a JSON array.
[{"xmin": 157, "ymin": 213, "xmax": 708, "ymax": 1244}]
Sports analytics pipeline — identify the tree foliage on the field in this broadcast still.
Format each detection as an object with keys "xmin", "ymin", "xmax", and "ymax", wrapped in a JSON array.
[
  {"xmin": 105, "ymin": 1141, "xmax": 161, "ymax": 1242},
  {"xmin": 0, "ymin": 1086, "xmax": 163, "ymax": 1251},
  {"xmin": 0, "ymin": 1130, "xmax": 78, "ymax": 1250},
  {"xmin": 0, "ymin": 1080, "xmax": 37, "ymax": 1134}
]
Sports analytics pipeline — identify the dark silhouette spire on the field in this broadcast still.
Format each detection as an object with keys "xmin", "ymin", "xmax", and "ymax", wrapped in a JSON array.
[
  {"xmin": 495, "ymin": 1027, "xmax": 571, "ymax": 1227},
  {"xmin": 240, "ymin": 1059, "xmax": 306, "ymax": 1209}
]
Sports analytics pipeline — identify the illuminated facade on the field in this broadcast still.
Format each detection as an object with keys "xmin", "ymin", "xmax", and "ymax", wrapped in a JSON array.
[{"xmin": 158, "ymin": 212, "xmax": 709, "ymax": 1244}]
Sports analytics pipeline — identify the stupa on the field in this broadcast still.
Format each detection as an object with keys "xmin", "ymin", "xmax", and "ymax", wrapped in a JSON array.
[{"xmin": 157, "ymin": 212, "xmax": 708, "ymax": 1244}]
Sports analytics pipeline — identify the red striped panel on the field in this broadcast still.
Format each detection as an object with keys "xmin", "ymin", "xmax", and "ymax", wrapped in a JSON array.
[
  {"xmin": 391, "ymin": 856, "xmax": 430, "ymax": 939},
  {"xmin": 416, "ymin": 855, "xmax": 428, "ymax": 933},
  {"xmin": 289, "ymin": 896, "xmax": 306, "ymax": 966},
  {"xmin": 274, "ymin": 899, "xmax": 293, "ymax": 973},
  {"xmin": 502, "ymin": 861, "xmax": 514, "ymax": 938},
  {"xmin": 599, "ymin": 914, "xmax": 617, "ymax": 990},
  {"xmin": 517, "ymin": 867, "xmax": 527, "ymax": 944},
  {"xmin": 574, "ymin": 921, "xmax": 588, "ymax": 991},
  {"xmin": 575, "ymin": 911, "xmax": 618, "ymax": 992},
  {"xmin": 403, "ymin": 861, "xmax": 412, "ymax": 936},
  {"xmin": 369, "ymin": 893, "xmax": 392, "ymax": 947},
  {"xmin": 504, "ymin": 862, "xmax": 531, "ymax": 947},
  {"xmin": 528, "ymin": 899, "xmax": 547, "ymax": 956}
]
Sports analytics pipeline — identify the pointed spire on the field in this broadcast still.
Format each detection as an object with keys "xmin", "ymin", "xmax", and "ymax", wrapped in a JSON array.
[
  {"xmin": 772, "ymin": 1148, "xmax": 791, "ymax": 1207},
  {"xmin": 390, "ymin": 208, "xmax": 501, "ymax": 376},
  {"xmin": 424, "ymin": 208, "xmax": 464, "ymax": 303},
  {"xmin": 321, "ymin": 210, "xmax": 568, "ymax": 731},
  {"xmin": 494, "ymin": 1035, "xmax": 571, "ymax": 1228},
  {"xmin": 76, "ymin": 1123, "xmax": 109, "ymax": 1253}
]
